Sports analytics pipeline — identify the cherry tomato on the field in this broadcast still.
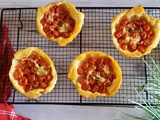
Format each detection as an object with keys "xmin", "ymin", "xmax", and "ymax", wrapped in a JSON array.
[
  {"xmin": 27, "ymin": 74, "xmax": 36, "ymax": 83},
  {"xmin": 14, "ymin": 70, "xmax": 23, "ymax": 80},
  {"xmin": 120, "ymin": 19, "xmax": 129, "ymax": 26},
  {"xmin": 84, "ymin": 69, "xmax": 90, "ymax": 75},
  {"xmin": 91, "ymin": 85, "xmax": 99, "ymax": 93},
  {"xmin": 40, "ymin": 82, "xmax": 48, "ymax": 89},
  {"xmin": 33, "ymin": 82, "xmax": 39, "ymax": 89},
  {"xmin": 89, "ymin": 64, "xmax": 96, "ymax": 70},
  {"xmin": 77, "ymin": 67, "xmax": 83, "ymax": 75},
  {"xmin": 81, "ymin": 85, "xmax": 91, "ymax": 91},
  {"xmin": 121, "ymin": 43, "xmax": 127, "ymax": 50},
  {"xmin": 99, "ymin": 86, "xmax": 106, "ymax": 93},
  {"xmin": 140, "ymin": 32, "xmax": 147, "ymax": 40},
  {"xmin": 45, "ymin": 74, "xmax": 52, "ymax": 82},
  {"xmin": 40, "ymin": 18, "xmax": 46, "ymax": 26},
  {"xmin": 46, "ymin": 31, "xmax": 53, "ymax": 38},
  {"xmin": 139, "ymin": 19, "xmax": 147, "ymax": 26},
  {"xmin": 128, "ymin": 41, "xmax": 137, "ymax": 52},
  {"xmin": 43, "ymin": 25, "xmax": 50, "ymax": 33},
  {"xmin": 114, "ymin": 31, "xmax": 122, "ymax": 39},
  {"xmin": 17, "ymin": 64, "xmax": 24, "ymax": 71},
  {"xmin": 28, "ymin": 54, "xmax": 37, "ymax": 60},
  {"xmin": 117, "ymin": 38, "xmax": 123, "ymax": 45},
  {"xmin": 79, "ymin": 77, "xmax": 86, "ymax": 85},
  {"xmin": 130, "ymin": 32, "xmax": 138, "ymax": 38},
  {"xmin": 56, "ymin": 6, "xmax": 66, "ymax": 15},
  {"xmin": 108, "ymin": 64, "xmax": 113, "ymax": 72},
  {"xmin": 103, "ymin": 79, "xmax": 110, "ymax": 86},
  {"xmin": 88, "ymin": 57, "xmax": 97, "ymax": 65},
  {"xmin": 68, "ymin": 26, "xmax": 74, "ymax": 33},
  {"xmin": 53, "ymin": 30, "xmax": 60, "ymax": 38},
  {"xmin": 20, "ymin": 59, "xmax": 26, "ymax": 64},
  {"xmin": 97, "ymin": 57, "xmax": 104, "ymax": 65},
  {"xmin": 143, "ymin": 24, "xmax": 150, "ymax": 32},
  {"xmin": 88, "ymin": 78, "xmax": 95, "ymax": 85},
  {"xmin": 62, "ymin": 32, "xmax": 69, "ymax": 38},
  {"xmin": 98, "ymin": 66, "xmax": 104, "ymax": 72},
  {"xmin": 19, "ymin": 77, "xmax": 28, "ymax": 86},
  {"xmin": 137, "ymin": 45, "xmax": 146, "ymax": 53},
  {"xmin": 37, "ymin": 76, "xmax": 44, "ymax": 83},
  {"xmin": 24, "ymin": 85, "xmax": 33, "ymax": 92},
  {"xmin": 23, "ymin": 68, "xmax": 31, "ymax": 75},
  {"xmin": 81, "ymin": 62, "xmax": 88, "ymax": 70},
  {"xmin": 65, "ymin": 15, "xmax": 72, "ymax": 23},
  {"xmin": 147, "ymin": 30, "xmax": 154, "ymax": 39},
  {"xmin": 31, "ymin": 67, "xmax": 38, "ymax": 74},
  {"xmin": 27, "ymin": 61, "xmax": 34, "ymax": 67},
  {"xmin": 49, "ymin": 5, "xmax": 57, "ymax": 13},
  {"xmin": 143, "ymin": 39, "xmax": 151, "ymax": 46},
  {"xmin": 103, "ymin": 57, "xmax": 111, "ymax": 65}
]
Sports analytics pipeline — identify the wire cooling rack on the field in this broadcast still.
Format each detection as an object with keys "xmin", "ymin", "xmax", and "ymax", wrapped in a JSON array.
[{"xmin": 0, "ymin": 7, "xmax": 160, "ymax": 105}]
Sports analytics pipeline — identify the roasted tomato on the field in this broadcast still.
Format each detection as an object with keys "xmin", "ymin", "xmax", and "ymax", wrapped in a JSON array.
[
  {"xmin": 67, "ymin": 51, "xmax": 122, "ymax": 98},
  {"xmin": 9, "ymin": 47, "xmax": 57, "ymax": 99},
  {"xmin": 111, "ymin": 5, "xmax": 160, "ymax": 58},
  {"xmin": 36, "ymin": 1, "xmax": 84, "ymax": 46}
]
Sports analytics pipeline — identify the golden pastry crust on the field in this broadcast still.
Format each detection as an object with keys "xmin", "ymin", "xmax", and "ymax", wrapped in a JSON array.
[
  {"xmin": 111, "ymin": 5, "xmax": 160, "ymax": 58},
  {"xmin": 9, "ymin": 47, "xmax": 57, "ymax": 99},
  {"xmin": 36, "ymin": 1, "xmax": 84, "ymax": 46},
  {"xmin": 67, "ymin": 51, "xmax": 122, "ymax": 98}
]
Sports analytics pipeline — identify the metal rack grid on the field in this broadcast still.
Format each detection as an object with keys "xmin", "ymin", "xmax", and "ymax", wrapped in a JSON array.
[{"xmin": 0, "ymin": 7, "xmax": 160, "ymax": 105}]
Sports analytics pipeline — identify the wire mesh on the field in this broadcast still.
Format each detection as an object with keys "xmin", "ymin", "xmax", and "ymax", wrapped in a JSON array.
[{"xmin": 0, "ymin": 7, "xmax": 160, "ymax": 105}]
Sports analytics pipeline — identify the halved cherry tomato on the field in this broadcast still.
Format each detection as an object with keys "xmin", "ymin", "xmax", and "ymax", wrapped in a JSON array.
[{"xmin": 81, "ymin": 85, "xmax": 91, "ymax": 91}]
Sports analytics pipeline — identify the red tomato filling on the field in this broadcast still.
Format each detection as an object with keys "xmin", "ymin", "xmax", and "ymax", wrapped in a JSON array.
[
  {"xmin": 40, "ymin": 5, "xmax": 75, "ymax": 38},
  {"xmin": 14, "ymin": 54, "xmax": 52, "ymax": 92},
  {"xmin": 77, "ymin": 57, "xmax": 116, "ymax": 93},
  {"xmin": 114, "ymin": 19, "xmax": 154, "ymax": 53}
]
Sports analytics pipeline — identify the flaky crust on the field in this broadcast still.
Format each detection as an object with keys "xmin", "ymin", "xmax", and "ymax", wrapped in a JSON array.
[
  {"xmin": 67, "ymin": 51, "xmax": 122, "ymax": 98},
  {"xmin": 9, "ymin": 47, "xmax": 57, "ymax": 99},
  {"xmin": 36, "ymin": 1, "xmax": 84, "ymax": 46},
  {"xmin": 111, "ymin": 5, "xmax": 160, "ymax": 58}
]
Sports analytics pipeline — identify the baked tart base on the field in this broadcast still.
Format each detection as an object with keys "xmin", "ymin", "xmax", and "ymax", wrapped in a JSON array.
[
  {"xmin": 111, "ymin": 5, "xmax": 160, "ymax": 58},
  {"xmin": 67, "ymin": 51, "xmax": 122, "ymax": 98},
  {"xmin": 36, "ymin": 1, "xmax": 84, "ymax": 46},
  {"xmin": 9, "ymin": 47, "xmax": 57, "ymax": 99}
]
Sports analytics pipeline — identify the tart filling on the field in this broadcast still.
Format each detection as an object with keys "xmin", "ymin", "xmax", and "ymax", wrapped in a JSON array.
[
  {"xmin": 13, "ymin": 54, "xmax": 52, "ymax": 92},
  {"xmin": 40, "ymin": 5, "xmax": 75, "ymax": 39},
  {"xmin": 114, "ymin": 18, "xmax": 154, "ymax": 53},
  {"xmin": 77, "ymin": 56, "xmax": 116, "ymax": 93}
]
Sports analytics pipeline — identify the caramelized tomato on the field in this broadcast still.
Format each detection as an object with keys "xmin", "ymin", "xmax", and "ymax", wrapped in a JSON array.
[
  {"xmin": 77, "ymin": 57, "xmax": 116, "ymax": 93},
  {"xmin": 114, "ymin": 19, "xmax": 154, "ymax": 53},
  {"xmin": 40, "ymin": 5, "xmax": 75, "ymax": 39},
  {"xmin": 13, "ymin": 54, "xmax": 52, "ymax": 92}
]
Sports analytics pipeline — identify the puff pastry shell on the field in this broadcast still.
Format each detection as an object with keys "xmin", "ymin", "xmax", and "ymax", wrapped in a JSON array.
[
  {"xmin": 36, "ymin": 1, "xmax": 84, "ymax": 46},
  {"xmin": 67, "ymin": 51, "xmax": 122, "ymax": 98},
  {"xmin": 111, "ymin": 5, "xmax": 160, "ymax": 58},
  {"xmin": 9, "ymin": 47, "xmax": 57, "ymax": 99}
]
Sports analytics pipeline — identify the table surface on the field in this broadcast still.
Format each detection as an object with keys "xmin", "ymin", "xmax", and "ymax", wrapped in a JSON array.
[{"xmin": 1, "ymin": 0, "xmax": 160, "ymax": 120}]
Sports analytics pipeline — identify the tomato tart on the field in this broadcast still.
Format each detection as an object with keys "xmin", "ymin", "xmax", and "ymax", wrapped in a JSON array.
[
  {"xmin": 36, "ymin": 1, "xmax": 84, "ymax": 46},
  {"xmin": 67, "ymin": 51, "xmax": 122, "ymax": 98},
  {"xmin": 111, "ymin": 5, "xmax": 160, "ymax": 58},
  {"xmin": 9, "ymin": 47, "xmax": 57, "ymax": 99}
]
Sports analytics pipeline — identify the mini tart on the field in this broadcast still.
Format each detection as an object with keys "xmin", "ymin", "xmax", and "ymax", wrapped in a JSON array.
[
  {"xmin": 9, "ymin": 47, "xmax": 57, "ymax": 99},
  {"xmin": 67, "ymin": 51, "xmax": 122, "ymax": 98},
  {"xmin": 36, "ymin": 1, "xmax": 84, "ymax": 46},
  {"xmin": 111, "ymin": 5, "xmax": 160, "ymax": 58}
]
